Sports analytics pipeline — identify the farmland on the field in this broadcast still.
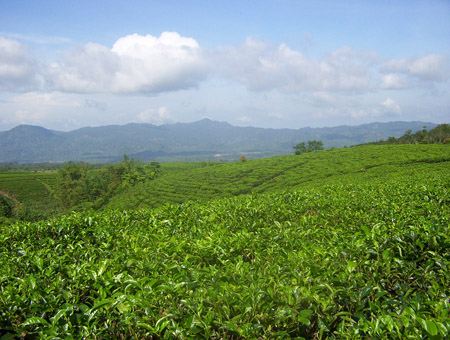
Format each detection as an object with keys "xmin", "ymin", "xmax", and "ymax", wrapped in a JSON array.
[{"xmin": 0, "ymin": 144, "xmax": 449, "ymax": 338}]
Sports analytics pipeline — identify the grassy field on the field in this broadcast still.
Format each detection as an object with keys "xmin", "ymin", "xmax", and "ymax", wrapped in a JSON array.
[{"xmin": 0, "ymin": 144, "xmax": 449, "ymax": 338}]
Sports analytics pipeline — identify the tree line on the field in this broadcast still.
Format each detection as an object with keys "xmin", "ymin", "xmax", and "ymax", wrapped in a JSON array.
[{"xmin": 366, "ymin": 124, "xmax": 450, "ymax": 145}]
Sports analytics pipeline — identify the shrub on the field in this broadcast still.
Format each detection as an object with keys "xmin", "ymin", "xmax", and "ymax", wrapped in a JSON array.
[{"xmin": 0, "ymin": 195, "xmax": 12, "ymax": 217}]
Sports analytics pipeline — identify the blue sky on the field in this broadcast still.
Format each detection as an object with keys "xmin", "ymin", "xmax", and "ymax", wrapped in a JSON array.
[{"xmin": 1, "ymin": 0, "xmax": 449, "ymax": 131}]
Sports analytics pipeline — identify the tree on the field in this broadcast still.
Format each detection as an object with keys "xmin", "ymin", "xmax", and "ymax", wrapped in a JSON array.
[
  {"xmin": 307, "ymin": 140, "xmax": 324, "ymax": 152},
  {"xmin": 55, "ymin": 162, "xmax": 90, "ymax": 208},
  {"xmin": 293, "ymin": 142, "xmax": 307, "ymax": 155},
  {"xmin": 239, "ymin": 156, "xmax": 248, "ymax": 162},
  {"xmin": 294, "ymin": 140, "xmax": 324, "ymax": 155}
]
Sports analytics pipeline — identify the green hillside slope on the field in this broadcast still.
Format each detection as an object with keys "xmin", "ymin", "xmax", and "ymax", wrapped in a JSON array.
[
  {"xmin": 107, "ymin": 144, "xmax": 450, "ymax": 210},
  {"xmin": 1, "ymin": 164, "xmax": 449, "ymax": 338}
]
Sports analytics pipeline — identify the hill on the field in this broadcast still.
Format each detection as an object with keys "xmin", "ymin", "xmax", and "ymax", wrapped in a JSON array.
[{"xmin": 0, "ymin": 120, "xmax": 437, "ymax": 163}]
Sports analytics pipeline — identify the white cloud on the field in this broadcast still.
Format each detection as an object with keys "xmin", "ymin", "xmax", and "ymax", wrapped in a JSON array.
[
  {"xmin": 303, "ymin": 93, "xmax": 403, "ymax": 120},
  {"xmin": 344, "ymin": 98, "xmax": 402, "ymax": 118},
  {"xmin": 2, "ymin": 34, "xmax": 449, "ymax": 98},
  {"xmin": 48, "ymin": 43, "xmax": 119, "ymax": 93},
  {"xmin": 48, "ymin": 32, "xmax": 207, "ymax": 94},
  {"xmin": 237, "ymin": 115, "xmax": 252, "ymax": 122},
  {"xmin": 381, "ymin": 54, "xmax": 450, "ymax": 82},
  {"xmin": 215, "ymin": 40, "xmax": 450, "ymax": 95},
  {"xmin": 137, "ymin": 107, "xmax": 175, "ymax": 125},
  {"xmin": 14, "ymin": 109, "xmax": 48, "ymax": 124},
  {"xmin": 0, "ymin": 92, "xmax": 82, "ymax": 128},
  {"xmin": 0, "ymin": 36, "xmax": 43, "ymax": 91},
  {"xmin": 0, "ymin": 32, "xmax": 71, "ymax": 45},
  {"xmin": 381, "ymin": 97, "xmax": 401, "ymax": 115},
  {"xmin": 379, "ymin": 73, "xmax": 409, "ymax": 89},
  {"xmin": 11, "ymin": 92, "xmax": 81, "ymax": 107},
  {"xmin": 215, "ymin": 39, "xmax": 380, "ymax": 93}
]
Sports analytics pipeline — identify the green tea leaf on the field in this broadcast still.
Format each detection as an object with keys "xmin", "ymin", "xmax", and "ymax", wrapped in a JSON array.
[
  {"xmin": 22, "ymin": 316, "xmax": 49, "ymax": 326},
  {"xmin": 90, "ymin": 299, "xmax": 114, "ymax": 312}
]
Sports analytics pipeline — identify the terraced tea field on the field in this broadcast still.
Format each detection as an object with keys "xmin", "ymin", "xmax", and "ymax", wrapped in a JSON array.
[{"xmin": 0, "ymin": 171, "xmax": 61, "ymax": 220}]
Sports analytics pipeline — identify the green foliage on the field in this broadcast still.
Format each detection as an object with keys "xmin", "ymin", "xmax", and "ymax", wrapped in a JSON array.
[
  {"xmin": 0, "ymin": 168, "xmax": 449, "ymax": 338},
  {"xmin": 293, "ymin": 142, "xmax": 306, "ymax": 155},
  {"xmin": 54, "ymin": 156, "xmax": 160, "ymax": 210},
  {"xmin": 0, "ymin": 195, "xmax": 12, "ymax": 217},
  {"xmin": 306, "ymin": 139, "xmax": 324, "ymax": 152},
  {"xmin": 55, "ymin": 163, "xmax": 91, "ymax": 208},
  {"xmin": 239, "ymin": 156, "xmax": 248, "ymax": 162},
  {"xmin": 293, "ymin": 140, "xmax": 324, "ymax": 154},
  {"xmin": 368, "ymin": 123, "xmax": 450, "ymax": 145}
]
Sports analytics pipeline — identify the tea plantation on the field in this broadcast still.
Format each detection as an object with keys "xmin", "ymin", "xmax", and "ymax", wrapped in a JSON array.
[
  {"xmin": 107, "ymin": 144, "xmax": 450, "ymax": 210},
  {"xmin": 0, "ymin": 144, "xmax": 449, "ymax": 339},
  {"xmin": 0, "ymin": 171, "xmax": 61, "ymax": 221}
]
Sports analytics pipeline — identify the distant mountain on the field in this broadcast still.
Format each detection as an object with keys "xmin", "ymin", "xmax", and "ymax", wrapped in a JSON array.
[{"xmin": 0, "ymin": 119, "xmax": 438, "ymax": 163}]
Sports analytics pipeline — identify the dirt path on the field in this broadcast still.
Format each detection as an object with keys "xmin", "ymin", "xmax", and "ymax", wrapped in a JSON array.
[{"xmin": 0, "ymin": 190, "xmax": 19, "ymax": 203}]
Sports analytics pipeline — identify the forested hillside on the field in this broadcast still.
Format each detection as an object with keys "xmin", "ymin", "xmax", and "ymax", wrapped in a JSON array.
[{"xmin": 0, "ymin": 120, "xmax": 436, "ymax": 163}]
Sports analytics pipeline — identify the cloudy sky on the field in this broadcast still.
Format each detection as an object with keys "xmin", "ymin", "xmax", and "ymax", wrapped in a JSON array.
[{"xmin": 0, "ymin": 0, "xmax": 449, "ymax": 131}]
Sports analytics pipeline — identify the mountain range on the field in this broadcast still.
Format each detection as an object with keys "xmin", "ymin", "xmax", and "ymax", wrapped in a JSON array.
[{"xmin": 0, "ymin": 119, "xmax": 436, "ymax": 163}]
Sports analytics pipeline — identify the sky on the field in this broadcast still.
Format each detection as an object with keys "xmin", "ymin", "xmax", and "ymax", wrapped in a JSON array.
[{"xmin": 0, "ymin": 0, "xmax": 449, "ymax": 131}]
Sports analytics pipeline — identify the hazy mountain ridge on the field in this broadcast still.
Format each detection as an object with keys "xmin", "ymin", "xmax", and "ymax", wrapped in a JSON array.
[{"xmin": 0, "ymin": 119, "xmax": 437, "ymax": 163}]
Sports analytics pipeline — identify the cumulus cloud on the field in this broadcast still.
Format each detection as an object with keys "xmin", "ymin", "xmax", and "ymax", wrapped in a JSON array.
[
  {"xmin": 0, "ymin": 36, "xmax": 43, "ymax": 91},
  {"xmin": 137, "ymin": 107, "xmax": 175, "ymax": 125},
  {"xmin": 1, "ymin": 33, "xmax": 449, "ymax": 98},
  {"xmin": 215, "ymin": 39, "xmax": 380, "ymax": 93},
  {"xmin": 49, "ymin": 32, "xmax": 207, "ymax": 94}
]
